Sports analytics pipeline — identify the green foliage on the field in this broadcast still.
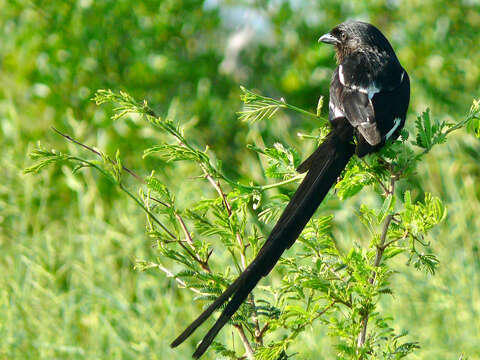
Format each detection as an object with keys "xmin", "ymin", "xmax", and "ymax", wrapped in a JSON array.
[
  {"xmin": 247, "ymin": 142, "xmax": 301, "ymax": 180},
  {"xmin": 26, "ymin": 89, "xmax": 477, "ymax": 359},
  {"xmin": 238, "ymin": 86, "xmax": 284, "ymax": 124},
  {"xmin": 4, "ymin": 2, "xmax": 480, "ymax": 359}
]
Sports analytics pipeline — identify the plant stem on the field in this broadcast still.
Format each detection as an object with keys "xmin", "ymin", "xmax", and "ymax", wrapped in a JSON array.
[
  {"xmin": 357, "ymin": 213, "xmax": 394, "ymax": 349},
  {"xmin": 233, "ymin": 324, "xmax": 255, "ymax": 359},
  {"xmin": 359, "ymin": 157, "xmax": 389, "ymax": 195},
  {"xmin": 52, "ymin": 127, "xmax": 144, "ymax": 182},
  {"xmin": 154, "ymin": 263, "xmax": 205, "ymax": 295},
  {"xmin": 260, "ymin": 174, "xmax": 304, "ymax": 190}
]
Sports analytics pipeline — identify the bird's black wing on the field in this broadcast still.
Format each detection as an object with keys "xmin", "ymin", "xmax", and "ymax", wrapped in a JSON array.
[{"xmin": 329, "ymin": 66, "xmax": 381, "ymax": 146}]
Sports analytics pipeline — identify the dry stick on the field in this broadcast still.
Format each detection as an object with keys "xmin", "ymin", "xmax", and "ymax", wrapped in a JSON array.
[
  {"xmin": 313, "ymin": 301, "xmax": 337, "ymax": 322},
  {"xmin": 175, "ymin": 213, "xmax": 211, "ymax": 273},
  {"xmin": 205, "ymin": 171, "xmax": 233, "ymax": 215},
  {"xmin": 257, "ymin": 323, "xmax": 270, "ymax": 340}
]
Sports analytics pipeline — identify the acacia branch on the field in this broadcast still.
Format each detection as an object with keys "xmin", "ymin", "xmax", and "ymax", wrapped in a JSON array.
[
  {"xmin": 202, "ymin": 168, "xmax": 249, "ymax": 270},
  {"xmin": 360, "ymin": 157, "xmax": 389, "ymax": 195},
  {"xmin": 248, "ymin": 294, "xmax": 262, "ymax": 345},
  {"xmin": 233, "ymin": 324, "xmax": 255, "ymax": 360},
  {"xmin": 52, "ymin": 127, "xmax": 144, "ymax": 182},
  {"xmin": 155, "ymin": 264, "xmax": 205, "ymax": 296},
  {"xmin": 53, "ymin": 127, "xmax": 212, "ymax": 272},
  {"xmin": 358, "ymin": 172, "xmax": 397, "ymax": 349}
]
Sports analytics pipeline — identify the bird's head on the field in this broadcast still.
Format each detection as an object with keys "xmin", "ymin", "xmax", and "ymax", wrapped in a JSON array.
[{"xmin": 319, "ymin": 21, "xmax": 395, "ymax": 63}]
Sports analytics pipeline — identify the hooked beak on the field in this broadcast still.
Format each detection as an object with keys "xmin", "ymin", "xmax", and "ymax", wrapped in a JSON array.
[{"xmin": 318, "ymin": 33, "xmax": 340, "ymax": 45}]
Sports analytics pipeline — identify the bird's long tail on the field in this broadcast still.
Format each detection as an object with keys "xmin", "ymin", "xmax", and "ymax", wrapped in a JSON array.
[{"xmin": 171, "ymin": 122, "xmax": 355, "ymax": 358}]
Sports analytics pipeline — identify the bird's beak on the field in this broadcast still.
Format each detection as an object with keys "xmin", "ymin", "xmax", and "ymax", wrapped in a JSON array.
[{"xmin": 318, "ymin": 33, "xmax": 339, "ymax": 45}]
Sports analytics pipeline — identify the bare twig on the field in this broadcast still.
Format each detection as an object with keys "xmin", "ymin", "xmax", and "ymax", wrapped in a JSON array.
[
  {"xmin": 257, "ymin": 323, "xmax": 270, "ymax": 340},
  {"xmin": 313, "ymin": 301, "xmax": 337, "ymax": 321},
  {"xmin": 175, "ymin": 213, "xmax": 194, "ymax": 247},
  {"xmin": 233, "ymin": 324, "xmax": 255, "ymax": 360},
  {"xmin": 204, "ymin": 171, "xmax": 232, "ymax": 215},
  {"xmin": 248, "ymin": 294, "xmax": 262, "ymax": 345},
  {"xmin": 154, "ymin": 263, "xmax": 205, "ymax": 295},
  {"xmin": 52, "ymin": 127, "xmax": 144, "ymax": 182}
]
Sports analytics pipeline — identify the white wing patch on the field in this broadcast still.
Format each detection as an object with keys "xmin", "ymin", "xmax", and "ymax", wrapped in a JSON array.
[
  {"xmin": 329, "ymin": 100, "xmax": 344, "ymax": 118},
  {"xmin": 385, "ymin": 118, "xmax": 401, "ymax": 140},
  {"xmin": 338, "ymin": 64, "xmax": 379, "ymax": 99},
  {"xmin": 338, "ymin": 65, "xmax": 345, "ymax": 85}
]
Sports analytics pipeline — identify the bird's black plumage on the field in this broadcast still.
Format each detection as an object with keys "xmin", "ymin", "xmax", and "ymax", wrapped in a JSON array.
[{"xmin": 171, "ymin": 20, "xmax": 410, "ymax": 358}]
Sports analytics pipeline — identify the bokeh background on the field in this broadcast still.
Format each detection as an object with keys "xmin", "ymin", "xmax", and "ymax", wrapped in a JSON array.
[{"xmin": 1, "ymin": 1, "xmax": 479, "ymax": 359}]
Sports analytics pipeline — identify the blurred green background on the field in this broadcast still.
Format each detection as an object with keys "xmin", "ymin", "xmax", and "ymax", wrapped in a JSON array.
[{"xmin": 1, "ymin": 1, "xmax": 479, "ymax": 359}]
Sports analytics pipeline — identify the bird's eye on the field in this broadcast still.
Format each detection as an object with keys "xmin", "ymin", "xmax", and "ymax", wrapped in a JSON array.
[{"xmin": 340, "ymin": 31, "xmax": 347, "ymax": 41}]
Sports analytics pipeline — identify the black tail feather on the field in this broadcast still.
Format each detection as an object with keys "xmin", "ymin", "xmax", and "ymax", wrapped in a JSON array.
[
  {"xmin": 170, "ymin": 275, "xmax": 244, "ymax": 347},
  {"xmin": 172, "ymin": 123, "xmax": 355, "ymax": 358},
  {"xmin": 192, "ymin": 270, "xmax": 263, "ymax": 358}
]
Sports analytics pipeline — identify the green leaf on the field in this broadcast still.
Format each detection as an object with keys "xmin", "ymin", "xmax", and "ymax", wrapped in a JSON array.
[
  {"xmin": 237, "ymin": 86, "xmax": 284, "ymax": 124},
  {"xmin": 316, "ymin": 96, "xmax": 324, "ymax": 117},
  {"xmin": 466, "ymin": 98, "xmax": 480, "ymax": 138},
  {"xmin": 24, "ymin": 148, "xmax": 70, "ymax": 174},
  {"xmin": 250, "ymin": 142, "xmax": 300, "ymax": 180},
  {"xmin": 335, "ymin": 164, "xmax": 374, "ymax": 200},
  {"xmin": 377, "ymin": 194, "xmax": 394, "ymax": 223},
  {"xmin": 414, "ymin": 108, "xmax": 447, "ymax": 150}
]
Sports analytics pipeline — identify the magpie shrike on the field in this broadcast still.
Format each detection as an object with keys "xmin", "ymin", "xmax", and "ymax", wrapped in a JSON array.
[{"xmin": 171, "ymin": 20, "xmax": 410, "ymax": 358}]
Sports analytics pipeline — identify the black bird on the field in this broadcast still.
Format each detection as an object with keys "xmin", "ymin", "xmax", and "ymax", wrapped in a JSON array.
[{"xmin": 171, "ymin": 20, "xmax": 410, "ymax": 358}]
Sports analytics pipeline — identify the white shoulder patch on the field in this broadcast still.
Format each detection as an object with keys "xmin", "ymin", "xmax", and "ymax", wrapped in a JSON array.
[
  {"xmin": 329, "ymin": 100, "xmax": 344, "ymax": 118},
  {"xmin": 339, "ymin": 64, "xmax": 379, "ymax": 99},
  {"xmin": 367, "ymin": 83, "xmax": 380, "ymax": 100},
  {"xmin": 385, "ymin": 118, "xmax": 401, "ymax": 140},
  {"xmin": 338, "ymin": 65, "xmax": 345, "ymax": 85}
]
